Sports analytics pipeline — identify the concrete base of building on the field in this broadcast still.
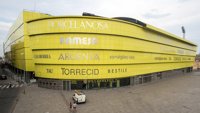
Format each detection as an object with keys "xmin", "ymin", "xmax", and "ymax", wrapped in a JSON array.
[
  {"xmin": 38, "ymin": 78, "xmax": 71, "ymax": 90},
  {"xmin": 4, "ymin": 63, "xmax": 35, "ymax": 84},
  {"xmin": 36, "ymin": 67, "xmax": 193, "ymax": 90}
]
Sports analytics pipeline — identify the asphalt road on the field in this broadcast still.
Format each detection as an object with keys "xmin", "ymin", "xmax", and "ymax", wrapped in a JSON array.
[
  {"xmin": 0, "ymin": 88, "xmax": 21, "ymax": 113},
  {"xmin": 0, "ymin": 67, "xmax": 22, "ymax": 113}
]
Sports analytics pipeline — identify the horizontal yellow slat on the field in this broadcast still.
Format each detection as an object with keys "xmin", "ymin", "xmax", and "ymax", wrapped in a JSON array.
[
  {"xmin": 35, "ymin": 62, "xmax": 193, "ymax": 79},
  {"xmin": 11, "ymin": 47, "xmax": 33, "ymax": 60},
  {"xmin": 27, "ymin": 18, "xmax": 196, "ymax": 50},
  {"xmin": 33, "ymin": 50, "xmax": 195, "ymax": 64},
  {"xmin": 5, "ymin": 25, "xmax": 24, "ymax": 49},
  {"xmin": 12, "ymin": 59, "xmax": 34, "ymax": 71},
  {"xmin": 30, "ymin": 34, "xmax": 196, "ymax": 56}
]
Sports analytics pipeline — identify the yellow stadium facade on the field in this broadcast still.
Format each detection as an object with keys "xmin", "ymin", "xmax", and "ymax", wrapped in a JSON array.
[{"xmin": 4, "ymin": 11, "xmax": 197, "ymax": 90}]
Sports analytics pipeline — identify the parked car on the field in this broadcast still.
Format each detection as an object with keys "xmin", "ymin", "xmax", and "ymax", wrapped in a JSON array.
[
  {"xmin": 0, "ymin": 74, "xmax": 7, "ymax": 80},
  {"xmin": 72, "ymin": 90, "xmax": 86, "ymax": 104}
]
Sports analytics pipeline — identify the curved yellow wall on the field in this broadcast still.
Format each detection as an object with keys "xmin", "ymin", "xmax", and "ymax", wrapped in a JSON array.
[
  {"xmin": 35, "ymin": 62, "xmax": 193, "ymax": 79},
  {"xmin": 4, "ymin": 11, "xmax": 50, "ymax": 71},
  {"xmin": 27, "ymin": 17, "xmax": 196, "ymax": 79}
]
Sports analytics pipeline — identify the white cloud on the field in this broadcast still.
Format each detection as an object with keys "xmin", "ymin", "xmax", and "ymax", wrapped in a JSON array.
[
  {"xmin": 0, "ymin": 21, "xmax": 12, "ymax": 31},
  {"xmin": 0, "ymin": 0, "xmax": 200, "ymax": 55}
]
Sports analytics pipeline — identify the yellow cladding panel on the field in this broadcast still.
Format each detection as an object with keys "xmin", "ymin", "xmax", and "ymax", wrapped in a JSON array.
[
  {"xmin": 12, "ymin": 59, "xmax": 34, "ymax": 71},
  {"xmin": 146, "ymin": 24, "xmax": 197, "ymax": 46},
  {"xmin": 10, "ymin": 42, "xmax": 33, "ymax": 71},
  {"xmin": 145, "ymin": 30, "xmax": 197, "ymax": 51},
  {"xmin": 13, "ymin": 41, "xmax": 24, "ymax": 50},
  {"xmin": 23, "ymin": 11, "xmax": 51, "ymax": 36},
  {"xmin": 35, "ymin": 62, "xmax": 193, "ymax": 79},
  {"xmin": 12, "ymin": 59, "xmax": 25, "ymax": 70},
  {"xmin": 30, "ymin": 34, "xmax": 196, "ymax": 56},
  {"xmin": 33, "ymin": 50, "xmax": 194, "ymax": 64},
  {"xmin": 28, "ymin": 18, "xmax": 144, "ymax": 37},
  {"xmin": 5, "ymin": 11, "xmax": 50, "ymax": 48},
  {"xmin": 25, "ymin": 60, "xmax": 34, "ymax": 71},
  {"xmin": 23, "ymin": 11, "xmax": 51, "ymax": 22},
  {"xmin": 11, "ymin": 48, "xmax": 32, "ymax": 60},
  {"xmin": 27, "ymin": 17, "xmax": 196, "ymax": 51},
  {"xmin": 5, "ymin": 25, "xmax": 24, "ymax": 48},
  {"xmin": 23, "ymin": 35, "xmax": 30, "ymax": 47}
]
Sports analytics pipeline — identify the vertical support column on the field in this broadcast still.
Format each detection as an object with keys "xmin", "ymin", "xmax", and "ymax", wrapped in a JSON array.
[
  {"xmin": 23, "ymin": 70, "xmax": 26, "ymax": 82},
  {"xmin": 83, "ymin": 80, "xmax": 87, "ymax": 90},
  {"xmin": 62, "ymin": 80, "xmax": 65, "ymax": 90},
  {"xmin": 20, "ymin": 70, "xmax": 23, "ymax": 82},
  {"xmin": 130, "ymin": 77, "xmax": 134, "ymax": 85},
  {"xmin": 25, "ymin": 72, "xmax": 30, "ymax": 83},
  {"xmin": 117, "ymin": 80, "xmax": 120, "ymax": 87},
  {"xmin": 153, "ymin": 73, "xmax": 157, "ymax": 81},
  {"xmin": 109, "ymin": 81, "xmax": 112, "ymax": 88},
  {"xmin": 134, "ymin": 76, "xmax": 139, "ymax": 85},
  {"xmin": 16, "ymin": 68, "xmax": 19, "ymax": 82},
  {"xmin": 68, "ymin": 81, "xmax": 71, "ymax": 91},
  {"xmin": 142, "ymin": 76, "xmax": 144, "ymax": 84},
  {"xmin": 86, "ymin": 80, "xmax": 89, "ymax": 89},
  {"xmin": 97, "ymin": 81, "xmax": 100, "ymax": 88}
]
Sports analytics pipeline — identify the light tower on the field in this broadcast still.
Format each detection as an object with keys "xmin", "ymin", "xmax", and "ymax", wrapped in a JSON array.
[{"xmin": 181, "ymin": 26, "xmax": 185, "ymax": 39}]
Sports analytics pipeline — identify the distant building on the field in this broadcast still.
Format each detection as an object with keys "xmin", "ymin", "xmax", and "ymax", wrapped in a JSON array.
[{"xmin": 195, "ymin": 54, "xmax": 200, "ymax": 61}]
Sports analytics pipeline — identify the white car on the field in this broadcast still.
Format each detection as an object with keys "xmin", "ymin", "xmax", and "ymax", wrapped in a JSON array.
[{"xmin": 72, "ymin": 90, "xmax": 86, "ymax": 104}]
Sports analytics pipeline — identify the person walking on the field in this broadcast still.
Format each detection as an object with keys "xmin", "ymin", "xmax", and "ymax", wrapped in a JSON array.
[
  {"xmin": 72, "ymin": 102, "xmax": 77, "ymax": 113},
  {"xmin": 69, "ymin": 101, "xmax": 72, "ymax": 111},
  {"xmin": 9, "ymin": 82, "xmax": 12, "ymax": 88},
  {"xmin": 70, "ymin": 101, "xmax": 72, "ymax": 109}
]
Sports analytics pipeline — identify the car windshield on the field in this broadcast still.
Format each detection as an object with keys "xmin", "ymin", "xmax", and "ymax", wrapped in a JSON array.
[
  {"xmin": 75, "ymin": 90, "xmax": 84, "ymax": 95},
  {"xmin": 77, "ymin": 92, "xmax": 83, "ymax": 95}
]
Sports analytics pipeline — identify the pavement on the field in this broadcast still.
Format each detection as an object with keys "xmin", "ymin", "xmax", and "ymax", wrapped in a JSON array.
[
  {"xmin": 13, "ymin": 84, "xmax": 68, "ymax": 113},
  {"xmin": 10, "ymin": 71, "xmax": 200, "ymax": 113}
]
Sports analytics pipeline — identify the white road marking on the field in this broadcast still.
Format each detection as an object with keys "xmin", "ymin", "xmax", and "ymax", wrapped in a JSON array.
[
  {"xmin": 11, "ymin": 85, "xmax": 15, "ymax": 88},
  {"xmin": 3, "ymin": 85, "xmax": 7, "ymax": 88},
  {"xmin": 0, "ymin": 84, "xmax": 24, "ymax": 89},
  {"xmin": 19, "ymin": 84, "xmax": 23, "ymax": 87},
  {"xmin": 15, "ymin": 84, "xmax": 19, "ymax": 88},
  {"xmin": 2, "ymin": 85, "xmax": 7, "ymax": 89}
]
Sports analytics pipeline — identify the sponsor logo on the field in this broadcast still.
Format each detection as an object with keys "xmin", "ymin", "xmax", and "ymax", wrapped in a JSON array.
[
  {"xmin": 48, "ymin": 20, "xmax": 108, "ymax": 30},
  {"xmin": 108, "ymin": 68, "xmax": 127, "ymax": 74},
  {"xmin": 58, "ymin": 53, "xmax": 99, "ymax": 60},
  {"xmin": 61, "ymin": 68, "xmax": 99, "ymax": 75},
  {"xmin": 60, "ymin": 37, "xmax": 97, "ymax": 45},
  {"xmin": 34, "ymin": 54, "xmax": 51, "ymax": 59}
]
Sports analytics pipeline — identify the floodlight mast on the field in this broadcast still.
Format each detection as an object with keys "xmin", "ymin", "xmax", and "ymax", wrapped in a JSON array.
[{"xmin": 181, "ymin": 26, "xmax": 185, "ymax": 39}]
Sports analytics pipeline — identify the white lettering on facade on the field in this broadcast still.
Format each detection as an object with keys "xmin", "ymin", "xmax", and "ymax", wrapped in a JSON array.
[
  {"xmin": 60, "ymin": 37, "xmax": 97, "ymax": 45},
  {"xmin": 61, "ymin": 68, "xmax": 99, "ymax": 75},
  {"xmin": 58, "ymin": 53, "xmax": 100, "ymax": 60},
  {"xmin": 48, "ymin": 20, "xmax": 108, "ymax": 30}
]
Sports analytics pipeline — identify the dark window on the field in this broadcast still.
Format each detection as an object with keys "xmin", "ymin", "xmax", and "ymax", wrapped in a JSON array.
[{"xmin": 120, "ymin": 78, "xmax": 130, "ymax": 86}]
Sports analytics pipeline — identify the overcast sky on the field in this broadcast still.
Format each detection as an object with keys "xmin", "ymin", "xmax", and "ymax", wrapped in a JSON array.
[{"xmin": 0, "ymin": 0, "xmax": 200, "ymax": 56}]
